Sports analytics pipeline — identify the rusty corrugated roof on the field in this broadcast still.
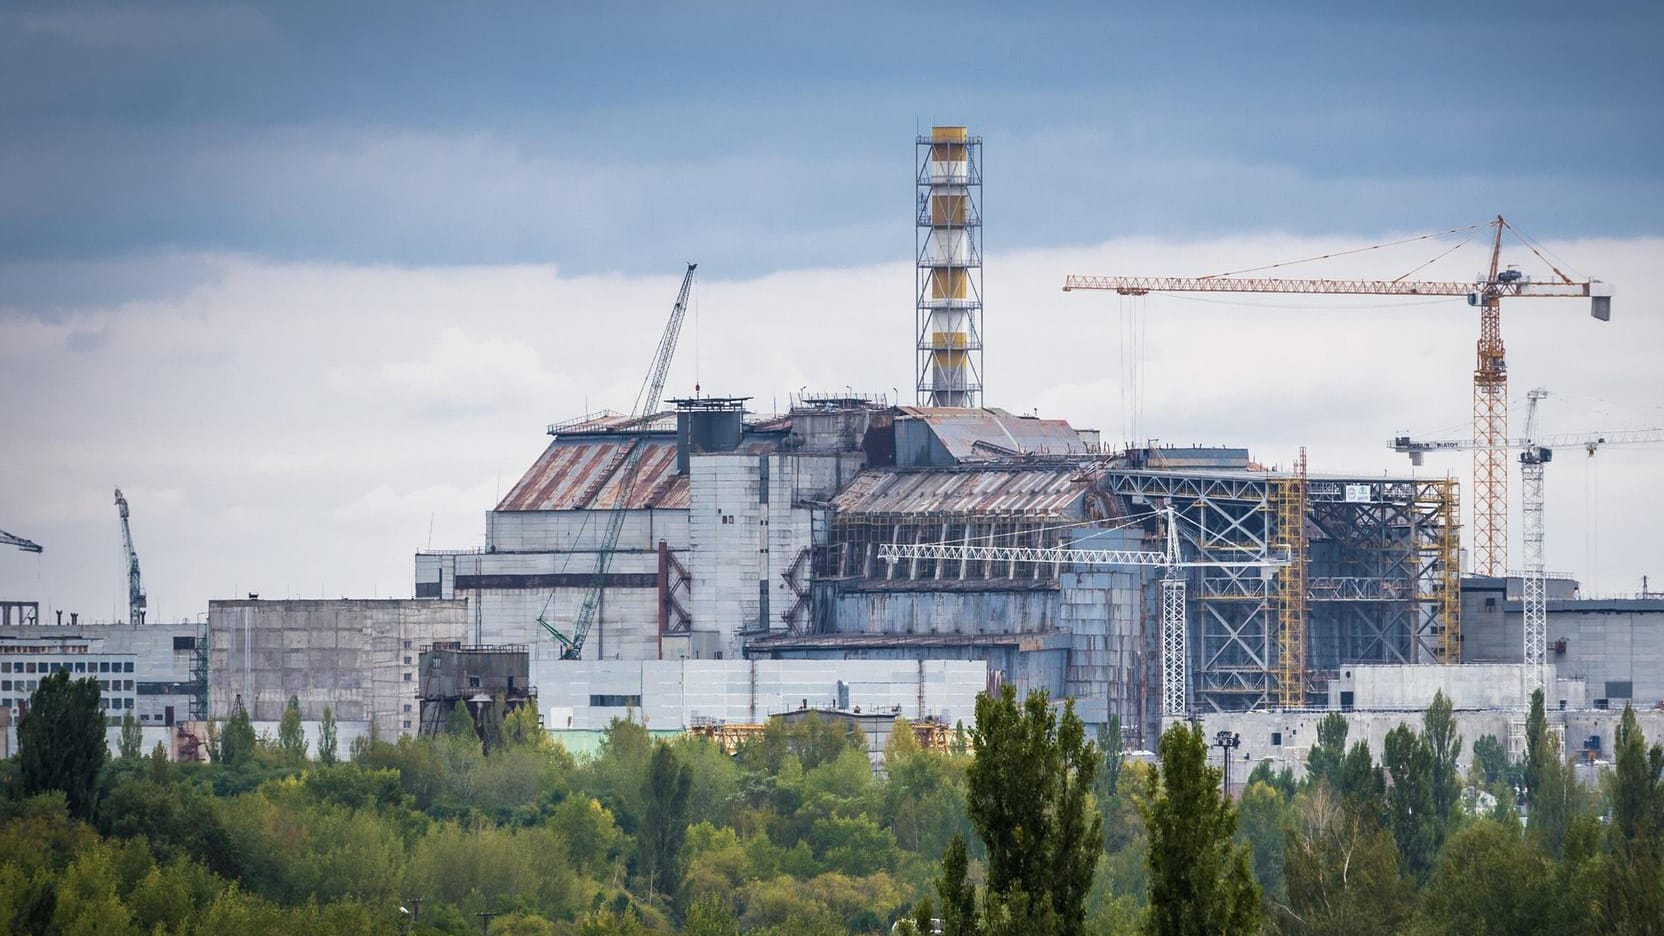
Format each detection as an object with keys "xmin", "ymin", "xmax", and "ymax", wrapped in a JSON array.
[
  {"xmin": 496, "ymin": 439, "xmax": 688, "ymax": 511},
  {"xmin": 831, "ymin": 467, "xmax": 1087, "ymax": 517}
]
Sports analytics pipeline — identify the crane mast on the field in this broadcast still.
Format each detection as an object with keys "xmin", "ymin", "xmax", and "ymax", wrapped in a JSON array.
[
  {"xmin": 1065, "ymin": 216, "xmax": 1611, "ymax": 577},
  {"xmin": 540, "ymin": 263, "xmax": 697, "ymax": 660},
  {"xmin": 1395, "ymin": 405, "xmax": 1664, "ymax": 699},
  {"xmin": 114, "ymin": 488, "xmax": 146, "ymax": 626}
]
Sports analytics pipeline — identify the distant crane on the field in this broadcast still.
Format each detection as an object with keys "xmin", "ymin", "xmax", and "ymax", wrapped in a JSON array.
[
  {"xmin": 1, "ymin": 528, "xmax": 43, "ymax": 553},
  {"xmin": 539, "ymin": 263, "xmax": 697, "ymax": 659},
  {"xmin": 878, "ymin": 506, "xmax": 1290, "ymax": 719},
  {"xmin": 1391, "ymin": 394, "xmax": 1664, "ymax": 696},
  {"xmin": 1065, "ymin": 216, "xmax": 1612, "ymax": 578},
  {"xmin": 114, "ymin": 488, "xmax": 146, "ymax": 626}
]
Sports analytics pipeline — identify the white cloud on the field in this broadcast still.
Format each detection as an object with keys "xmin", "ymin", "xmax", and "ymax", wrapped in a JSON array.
[{"xmin": 2, "ymin": 233, "xmax": 1660, "ymax": 624}]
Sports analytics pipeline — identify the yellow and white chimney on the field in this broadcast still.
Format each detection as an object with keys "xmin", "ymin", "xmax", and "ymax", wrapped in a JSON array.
[{"xmin": 915, "ymin": 125, "xmax": 983, "ymax": 407}]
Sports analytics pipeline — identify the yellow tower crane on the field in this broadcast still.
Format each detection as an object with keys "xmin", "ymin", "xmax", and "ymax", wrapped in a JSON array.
[{"xmin": 1064, "ymin": 216, "xmax": 1612, "ymax": 579}]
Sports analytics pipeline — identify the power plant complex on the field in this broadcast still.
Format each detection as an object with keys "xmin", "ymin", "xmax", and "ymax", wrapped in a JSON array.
[{"xmin": 3, "ymin": 126, "xmax": 1661, "ymax": 777}]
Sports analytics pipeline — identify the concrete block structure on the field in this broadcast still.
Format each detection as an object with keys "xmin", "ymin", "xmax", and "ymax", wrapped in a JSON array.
[
  {"xmin": 1, "ymin": 619, "xmax": 204, "ymax": 756},
  {"xmin": 208, "ymin": 598, "xmax": 469, "ymax": 739}
]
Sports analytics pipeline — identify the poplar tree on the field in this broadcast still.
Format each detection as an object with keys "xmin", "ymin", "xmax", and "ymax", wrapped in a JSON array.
[
  {"xmin": 1142, "ymin": 721, "xmax": 1260, "ymax": 936},
  {"xmin": 18, "ymin": 670, "xmax": 107, "ymax": 819}
]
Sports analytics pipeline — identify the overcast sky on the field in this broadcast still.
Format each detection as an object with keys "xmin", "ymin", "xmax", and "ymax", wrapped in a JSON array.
[{"xmin": 2, "ymin": 1, "xmax": 1662, "ymax": 621}]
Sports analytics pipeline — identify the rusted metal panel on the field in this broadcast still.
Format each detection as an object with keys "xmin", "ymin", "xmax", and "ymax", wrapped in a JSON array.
[
  {"xmin": 495, "ymin": 439, "xmax": 687, "ymax": 511},
  {"xmin": 830, "ymin": 467, "xmax": 1087, "ymax": 517}
]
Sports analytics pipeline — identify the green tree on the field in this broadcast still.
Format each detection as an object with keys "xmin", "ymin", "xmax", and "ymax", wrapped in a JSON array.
[
  {"xmin": 682, "ymin": 894, "xmax": 741, "ymax": 936},
  {"xmin": 1423, "ymin": 690, "xmax": 1461, "ymax": 830},
  {"xmin": 1279, "ymin": 783, "xmax": 1413, "ymax": 936},
  {"xmin": 937, "ymin": 833, "xmax": 977, "ymax": 936},
  {"xmin": 1306, "ymin": 712, "xmax": 1348, "ymax": 790},
  {"xmin": 18, "ymin": 669, "xmax": 108, "ymax": 819},
  {"xmin": 1381, "ymin": 723, "xmax": 1436, "ymax": 882},
  {"xmin": 1601, "ymin": 704, "xmax": 1664, "ymax": 935},
  {"xmin": 1236, "ymin": 780, "xmax": 1288, "ymax": 902},
  {"xmin": 1142, "ymin": 721, "xmax": 1260, "ymax": 936},
  {"xmin": 277, "ymin": 696, "xmax": 308, "ymax": 765},
  {"xmin": 220, "ymin": 707, "xmax": 257, "ymax": 768},
  {"xmin": 639, "ymin": 741, "xmax": 692, "ymax": 907},
  {"xmin": 1472, "ymin": 733, "xmax": 1509, "ymax": 786},
  {"xmin": 966, "ymin": 685, "xmax": 1101, "ymax": 936},
  {"xmin": 317, "ymin": 705, "xmax": 338, "ymax": 766},
  {"xmin": 446, "ymin": 699, "xmax": 476, "ymax": 739},
  {"xmin": 118, "ymin": 711, "xmax": 143, "ymax": 760},
  {"xmin": 1096, "ymin": 715, "xmax": 1125, "ymax": 804},
  {"xmin": 1522, "ymin": 689, "xmax": 1580, "ymax": 857},
  {"xmin": 1336, "ymin": 741, "xmax": 1384, "ymax": 819},
  {"xmin": 1424, "ymin": 818, "xmax": 1562, "ymax": 936}
]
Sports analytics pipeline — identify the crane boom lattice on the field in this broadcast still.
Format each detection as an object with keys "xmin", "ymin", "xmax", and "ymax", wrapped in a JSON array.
[
  {"xmin": 1, "ymin": 528, "xmax": 43, "ymax": 554},
  {"xmin": 114, "ymin": 488, "xmax": 146, "ymax": 626},
  {"xmin": 540, "ymin": 263, "xmax": 697, "ymax": 660},
  {"xmin": 1066, "ymin": 216, "xmax": 1611, "ymax": 578}
]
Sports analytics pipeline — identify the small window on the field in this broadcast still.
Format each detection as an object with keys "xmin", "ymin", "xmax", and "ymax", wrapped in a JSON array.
[
  {"xmin": 100, "ymin": 662, "xmax": 110, "ymax": 673},
  {"xmin": 1, "ymin": 680, "xmax": 9, "ymax": 691},
  {"xmin": 0, "ymin": 662, "xmax": 9, "ymax": 673},
  {"xmin": 403, "ymin": 672, "xmax": 412, "ymax": 682},
  {"xmin": 403, "ymin": 656, "xmax": 411, "ymax": 665},
  {"xmin": 24, "ymin": 662, "xmax": 35, "ymax": 674},
  {"xmin": 1339, "ymin": 691, "xmax": 1355, "ymax": 711},
  {"xmin": 403, "ymin": 704, "xmax": 412, "ymax": 713},
  {"xmin": 402, "ymin": 640, "xmax": 412, "ymax": 650},
  {"xmin": 1485, "ymin": 597, "xmax": 1497, "ymax": 609},
  {"xmin": 1271, "ymin": 731, "xmax": 1283, "ymax": 746},
  {"xmin": 124, "ymin": 680, "xmax": 134, "ymax": 691},
  {"xmin": 172, "ymin": 636, "xmax": 196, "ymax": 651},
  {"xmin": 402, "ymin": 720, "xmax": 411, "ymax": 730},
  {"xmin": 74, "ymin": 662, "xmax": 85, "ymax": 672},
  {"xmin": 588, "ymin": 694, "xmax": 643, "ymax": 708},
  {"xmin": 469, "ymin": 675, "xmax": 481, "ymax": 688},
  {"xmin": 124, "ymin": 662, "xmax": 134, "ymax": 673}
]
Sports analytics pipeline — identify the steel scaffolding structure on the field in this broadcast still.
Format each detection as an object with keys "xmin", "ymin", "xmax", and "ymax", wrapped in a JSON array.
[
  {"xmin": 1272, "ymin": 449, "xmax": 1309, "ymax": 708},
  {"xmin": 1099, "ymin": 468, "xmax": 1460, "ymax": 712}
]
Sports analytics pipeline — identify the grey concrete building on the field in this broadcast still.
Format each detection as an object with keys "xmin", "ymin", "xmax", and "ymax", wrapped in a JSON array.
[{"xmin": 208, "ymin": 598, "xmax": 469, "ymax": 739}]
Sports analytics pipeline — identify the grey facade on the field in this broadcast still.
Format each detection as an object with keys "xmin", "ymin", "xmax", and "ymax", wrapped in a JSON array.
[
  {"xmin": 1460, "ymin": 577, "xmax": 1664, "ymax": 706},
  {"xmin": 208, "ymin": 598, "xmax": 469, "ymax": 737}
]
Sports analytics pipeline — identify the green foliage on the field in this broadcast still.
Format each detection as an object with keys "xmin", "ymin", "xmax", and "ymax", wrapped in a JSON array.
[
  {"xmin": 19, "ymin": 669, "xmax": 108, "ymax": 819},
  {"xmin": 1422, "ymin": 690, "xmax": 1461, "ymax": 830},
  {"xmin": 966, "ymin": 685, "xmax": 1102, "ymax": 936},
  {"xmin": 118, "ymin": 712, "xmax": 142, "ymax": 760},
  {"xmin": 220, "ymin": 707, "xmax": 258, "ymax": 768},
  {"xmin": 1245, "ymin": 760, "xmax": 1297, "ymax": 801},
  {"xmin": 1601, "ymin": 704, "xmax": 1664, "ymax": 934},
  {"xmin": 1423, "ymin": 818, "xmax": 1563, "ymax": 936},
  {"xmin": 318, "ymin": 705, "xmax": 339, "ymax": 766},
  {"xmin": 1235, "ymin": 781, "xmax": 1288, "ymax": 902},
  {"xmin": 1142, "ymin": 721, "xmax": 1260, "ymax": 936},
  {"xmin": 277, "ymin": 696, "xmax": 308, "ymax": 765},
  {"xmin": 1337, "ymin": 741, "xmax": 1384, "ymax": 819},
  {"xmin": 1305, "ymin": 712, "xmax": 1348, "ymax": 790},
  {"xmin": 639, "ymin": 741, "xmax": 693, "ymax": 906},
  {"xmin": 1471, "ymin": 733, "xmax": 1510, "ymax": 786},
  {"xmin": 1382, "ymin": 723, "xmax": 1437, "ymax": 882},
  {"xmin": 1278, "ymin": 783, "xmax": 1413, "ymax": 936}
]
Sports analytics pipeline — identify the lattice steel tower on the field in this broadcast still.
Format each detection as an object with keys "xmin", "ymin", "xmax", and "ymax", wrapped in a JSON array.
[{"xmin": 916, "ymin": 126, "xmax": 983, "ymax": 407}]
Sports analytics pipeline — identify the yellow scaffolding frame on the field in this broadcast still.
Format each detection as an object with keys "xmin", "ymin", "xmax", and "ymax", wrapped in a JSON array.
[
  {"xmin": 1435, "ymin": 479, "xmax": 1462, "ymax": 661},
  {"xmin": 1272, "ymin": 448, "xmax": 1309, "ymax": 708}
]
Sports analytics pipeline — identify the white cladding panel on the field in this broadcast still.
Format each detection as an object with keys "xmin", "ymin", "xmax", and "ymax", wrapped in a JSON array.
[{"xmin": 531, "ymin": 659, "xmax": 987, "ymax": 731}]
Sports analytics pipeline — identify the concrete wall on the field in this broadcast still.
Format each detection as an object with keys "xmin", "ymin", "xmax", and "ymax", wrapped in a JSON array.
[
  {"xmin": 1543, "ymin": 601, "xmax": 1664, "ymax": 706},
  {"xmin": 690, "ymin": 453, "xmax": 821, "ymax": 659},
  {"xmin": 208, "ymin": 599, "xmax": 468, "ymax": 737},
  {"xmin": 1194, "ymin": 706, "xmax": 1664, "ymax": 787},
  {"xmin": 532, "ymin": 658, "xmax": 986, "ymax": 731}
]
